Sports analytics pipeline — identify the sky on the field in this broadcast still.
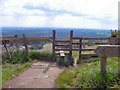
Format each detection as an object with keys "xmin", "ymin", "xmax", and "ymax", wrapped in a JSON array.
[{"xmin": 0, "ymin": 0, "xmax": 119, "ymax": 29}]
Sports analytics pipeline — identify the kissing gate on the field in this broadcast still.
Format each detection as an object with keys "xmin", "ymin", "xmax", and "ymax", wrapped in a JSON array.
[{"xmin": 52, "ymin": 30, "xmax": 110, "ymax": 61}]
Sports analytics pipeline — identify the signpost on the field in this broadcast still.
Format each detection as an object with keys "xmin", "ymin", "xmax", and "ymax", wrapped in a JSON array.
[{"xmin": 95, "ymin": 45, "xmax": 120, "ymax": 72}]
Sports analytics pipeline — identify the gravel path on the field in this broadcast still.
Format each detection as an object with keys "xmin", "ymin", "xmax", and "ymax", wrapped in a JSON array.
[{"xmin": 4, "ymin": 61, "xmax": 64, "ymax": 88}]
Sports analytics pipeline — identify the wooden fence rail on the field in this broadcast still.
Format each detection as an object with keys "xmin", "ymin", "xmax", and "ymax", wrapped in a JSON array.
[
  {"xmin": 1, "ymin": 35, "xmax": 52, "ymax": 57},
  {"xmin": 1, "ymin": 30, "xmax": 111, "ymax": 62},
  {"xmin": 52, "ymin": 30, "xmax": 110, "ymax": 62}
]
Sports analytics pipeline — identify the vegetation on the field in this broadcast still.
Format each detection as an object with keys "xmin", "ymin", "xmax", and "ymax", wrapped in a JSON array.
[
  {"xmin": 2, "ymin": 49, "xmax": 56, "ymax": 87},
  {"xmin": 110, "ymin": 29, "xmax": 120, "ymax": 37},
  {"xmin": 29, "ymin": 51, "xmax": 57, "ymax": 61},
  {"xmin": 55, "ymin": 57, "xmax": 119, "ymax": 88},
  {"xmin": 57, "ymin": 56, "xmax": 74, "ymax": 67},
  {"xmin": 2, "ymin": 61, "xmax": 36, "ymax": 86}
]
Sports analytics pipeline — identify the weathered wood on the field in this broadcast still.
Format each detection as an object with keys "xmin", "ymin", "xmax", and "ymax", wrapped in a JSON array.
[
  {"xmin": 95, "ymin": 45, "xmax": 120, "ymax": 72},
  {"xmin": 55, "ymin": 44, "xmax": 69, "ymax": 47},
  {"xmin": 100, "ymin": 57, "xmax": 107, "ymax": 72},
  {"xmin": 79, "ymin": 38, "xmax": 82, "ymax": 61},
  {"xmin": 55, "ymin": 40, "xmax": 70, "ymax": 43},
  {"xmin": 69, "ymin": 30, "xmax": 73, "ymax": 57},
  {"xmin": 22, "ymin": 34, "xmax": 29, "ymax": 56},
  {"xmin": 73, "ymin": 37, "xmax": 110, "ymax": 40},
  {"xmin": 14, "ymin": 35, "xmax": 19, "ymax": 49},
  {"xmin": 55, "ymin": 49, "xmax": 70, "ymax": 51},
  {"xmin": 95, "ymin": 45, "xmax": 120, "ymax": 57},
  {"xmin": 2, "ymin": 41, "xmax": 11, "ymax": 58},
  {"xmin": 81, "ymin": 54, "xmax": 97, "ymax": 56},
  {"xmin": 52, "ymin": 30, "xmax": 55, "ymax": 54},
  {"xmin": 82, "ymin": 48, "xmax": 94, "ymax": 51},
  {"xmin": 83, "ymin": 42, "xmax": 110, "ymax": 45}
]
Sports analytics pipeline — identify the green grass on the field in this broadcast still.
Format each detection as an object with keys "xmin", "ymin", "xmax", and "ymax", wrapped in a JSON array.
[
  {"xmin": 2, "ymin": 60, "xmax": 36, "ymax": 86},
  {"xmin": 55, "ymin": 57, "xmax": 119, "ymax": 88}
]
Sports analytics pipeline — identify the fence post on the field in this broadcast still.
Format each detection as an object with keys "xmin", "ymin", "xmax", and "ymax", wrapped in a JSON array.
[
  {"xmin": 22, "ymin": 34, "xmax": 29, "ymax": 56},
  {"xmin": 78, "ymin": 38, "xmax": 82, "ymax": 64},
  {"xmin": 14, "ymin": 35, "xmax": 19, "ymax": 49},
  {"xmin": 69, "ymin": 30, "xmax": 73, "ymax": 57},
  {"xmin": 52, "ymin": 30, "xmax": 55, "ymax": 54},
  {"xmin": 2, "ymin": 41, "xmax": 11, "ymax": 58}
]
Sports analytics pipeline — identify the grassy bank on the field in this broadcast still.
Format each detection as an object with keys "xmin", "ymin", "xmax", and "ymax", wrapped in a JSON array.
[{"xmin": 55, "ymin": 57, "xmax": 119, "ymax": 88}]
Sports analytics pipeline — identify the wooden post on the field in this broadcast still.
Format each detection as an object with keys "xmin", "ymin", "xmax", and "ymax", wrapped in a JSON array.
[
  {"xmin": 14, "ymin": 35, "xmax": 19, "ymax": 49},
  {"xmin": 69, "ymin": 30, "xmax": 73, "ymax": 57},
  {"xmin": 79, "ymin": 38, "xmax": 82, "ymax": 62},
  {"xmin": 2, "ymin": 41, "xmax": 11, "ymax": 58},
  {"xmin": 100, "ymin": 57, "xmax": 107, "ymax": 73},
  {"xmin": 52, "ymin": 30, "xmax": 55, "ymax": 54},
  {"xmin": 22, "ymin": 34, "xmax": 29, "ymax": 56}
]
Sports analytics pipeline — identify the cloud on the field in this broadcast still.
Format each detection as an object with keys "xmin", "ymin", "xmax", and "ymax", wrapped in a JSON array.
[{"xmin": 1, "ymin": 0, "xmax": 119, "ymax": 29}]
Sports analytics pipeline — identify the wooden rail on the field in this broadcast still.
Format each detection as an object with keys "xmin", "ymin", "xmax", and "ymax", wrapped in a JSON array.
[
  {"xmin": 52, "ymin": 30, "xmax": 110, "ymax": 62},
  {"xmin": 1, "ymin": 35, "xmax": 52, "ymax": 57},
  {"xmin": 2, "ymin": 30, "xmax": 110, "ymax": 61}
]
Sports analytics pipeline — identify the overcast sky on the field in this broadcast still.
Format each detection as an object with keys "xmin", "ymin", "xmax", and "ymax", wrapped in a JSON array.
[{"xmin": 1, "ymin": 0, "xmax": 119, "ymax": 29}]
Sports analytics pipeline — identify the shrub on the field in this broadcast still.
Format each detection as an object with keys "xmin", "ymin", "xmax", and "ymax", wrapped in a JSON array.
[
  {"xmin": 29, "ymin": 51, "xmax": 57, "ymax": 61},
  {"xmin": 2, "ymin": 49, "xmax": 30, "ymax": 64},
  {"xmin": 56, "ymin": 57, "xmax": 64, "ymax": 65},
  {"xmin": 57, "ymin": 56, "xmax": 74, "ymax": 67}
]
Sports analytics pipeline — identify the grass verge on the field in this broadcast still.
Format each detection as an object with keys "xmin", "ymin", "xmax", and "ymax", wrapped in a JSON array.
[
  {"xmin": 2, "ymin": 60, "xmax": 37, "ymax": 87},
  {"xmin": 55, "ymin": 57, "xmax": 119, "ymax": 88}
]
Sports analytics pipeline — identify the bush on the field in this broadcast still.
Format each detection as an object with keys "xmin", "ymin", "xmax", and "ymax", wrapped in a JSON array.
[
  {"xmin": 29, "ymin": 51, "xmax": 57, "ymax": 61},
  {"xmin": 57, "ymin": 56, "xmax": 74, "ymax": 67},
  {"xmin": 2, "ymin": 49, "xmax": 31, "ymax": 64}
]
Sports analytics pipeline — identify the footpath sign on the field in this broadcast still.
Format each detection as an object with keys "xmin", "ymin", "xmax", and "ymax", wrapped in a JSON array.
[{"xmin": 95, "ymin": 45, "xmax": 120, "ymax": 72}]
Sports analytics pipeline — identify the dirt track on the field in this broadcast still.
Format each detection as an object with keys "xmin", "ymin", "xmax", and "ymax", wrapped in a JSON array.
[{"xmin": 4, "ymin": 61, "xmax": 64, "ymax": 88}]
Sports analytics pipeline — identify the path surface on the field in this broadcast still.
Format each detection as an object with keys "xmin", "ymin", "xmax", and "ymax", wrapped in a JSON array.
[{"xmin": 4, "ymin": 61, "xmax": 64, "ymax": 88}]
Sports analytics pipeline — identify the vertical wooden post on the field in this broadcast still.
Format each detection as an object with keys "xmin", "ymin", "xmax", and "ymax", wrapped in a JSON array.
[
  {"xmin": 52, "ymin": 30, "xmax": 55, "ymax": 54},
  {"xmin": 2, "ymin": 41, "xmax": 11, "ymax": 58},
  {"xmin": 22, "ymin": 34, "xmax": 29, "ymax": 56},
  {"xmin": 14, "ymin": 35, "xmax": 19, "ymax": 49},
  {"xmin": 69, "ymin": 30, "xmax": 73, "ymax": 57},
  {"xmin": 100, "ymin": 57, "xmax": 107, "ymax": 73},
  {"xmin": 78, "ymin": 38, "xmax": 82, "ymax": 63}
]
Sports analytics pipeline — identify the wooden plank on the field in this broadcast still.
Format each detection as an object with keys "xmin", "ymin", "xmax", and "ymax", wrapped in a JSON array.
[
  {"xmin": 73, "ymin": 37, "xmax": 110, "ymax": 40},
  {"xmin": 81, "ymin": 54, "xmax": 97, "ymax": 56},
  {"xmin": 72, "ymin": 43, "xmax": 79, "ymax": 45},
  {"xmin": 82, "ymin": 48, "xmax": 94, "ymax": 51},
  {"xmin": 27, "ymin": 37, "xmax": 52, "ymax": 39},
  {"xmin": 55, "ymin": 44, "xmax": 69, "ymax": 47},
  {"xmin": 55, "ymin": 40, "xmax": 70, "ymax": 43},
  {"xmin": 22, "ymin": 34, "xmax": 29, "ymax": 56},
  {"xmin": 83, "ymin": 42, "xmax": 110, "ymax": 45},
  {"xmin": 69, "ymin": 30, "xmax": 73, "ymax": 57},
  {"xmin": 55, "ymin": 49, "xmax": 70, "ymax": 51},
  {"xmin": 52, "ymin": 30, "xmax": 55, "ymax": 54}
]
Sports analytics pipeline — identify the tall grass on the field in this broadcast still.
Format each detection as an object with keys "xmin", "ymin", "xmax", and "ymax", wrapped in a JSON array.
[{"xmin": 55, "ymin": 57, "xmax": 119, "ymax": 88}]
